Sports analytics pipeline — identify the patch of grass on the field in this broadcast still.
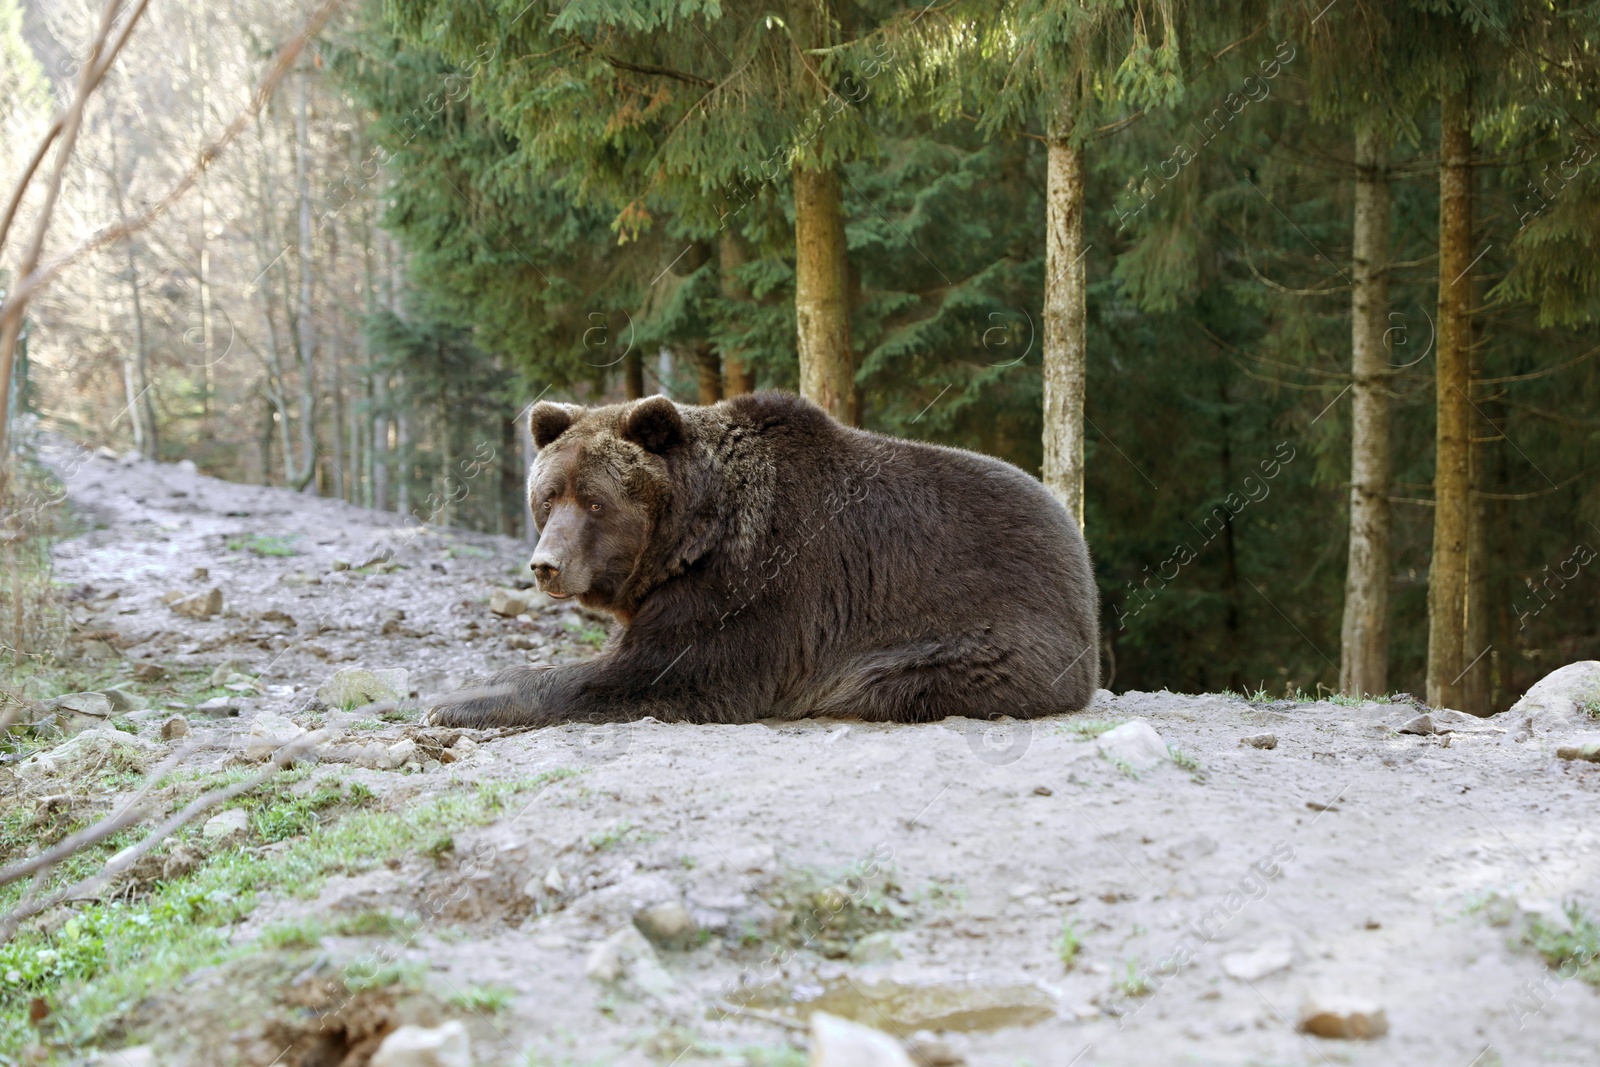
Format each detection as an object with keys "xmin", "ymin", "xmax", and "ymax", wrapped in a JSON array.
[
  {"xmin": 1580, "ymin": 696, "xmax": 1600, "ymax": 721},
  {"xmin": 1115, "ymin": 958, "xmax": 1153, "ymax": 997},
  {"xmin": 562, "ymin": 617, "xmax": 609, "ymax": 649},
  {"xmin": 1060, "ymin": 719, "xmax": 1120, "ymax": 740},
  {"xmin": 447, "ymin": 982, "xmax": 514, "ymax": 1014},
  {"xmin": 349, "ymin": 717, "xmax": 387, "ymax": 731},
  {"xmin": 251, "ymin": 781, "xmax": 369, "ymax": 843},
  {"xmin": 225, "ymin": 533, "xmax": 299, "ymax": 557},
  {"xmin": 262, "ymin": 910, "xmax": 418, "ymax": 950},
  {"xmin": 110, "ymin": 717, "xmax": 139, "ymax": 735},
  {"xmin": 0, "ymin": 769, "xmax": 581, "ymax": 1055},
  {"xmin": 1168, "ymin": 745, "xmax": 1205, "ymax": 782},
  {"xmin": 1525, "ymin": 904, "xmax": 1600, "ymax": 987},
  {"xmin": 587, "ymin": 820, "xmax": 637, "ymax": 851},
  {"xmin": 342, "ymin": 958, "xmax": 426, "ymax": 994},
  {"xmin": 1056, "ymin": 918, "xmax": 1082, "ymax": 969}
]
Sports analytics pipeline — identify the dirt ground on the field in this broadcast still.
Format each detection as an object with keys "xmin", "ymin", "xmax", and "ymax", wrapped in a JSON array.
[{"xmin": 28, "ymin": 440, "xmax": 1600, "ymax": 1066}]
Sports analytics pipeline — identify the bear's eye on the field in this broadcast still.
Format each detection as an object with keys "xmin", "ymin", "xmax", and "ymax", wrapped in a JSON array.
[
  {"xmin": 540, "ymin": 500, "xmax": 551, "ymax": 510},
  {"xmin": 589, "ymin": 502, "xmax": 603, "ymax": 513}
]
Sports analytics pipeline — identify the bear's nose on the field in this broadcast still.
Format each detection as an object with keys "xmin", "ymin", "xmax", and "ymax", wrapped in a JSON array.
[{"xmin": 531, "ymin": 560, "xmax": 560, "ymax": 584}]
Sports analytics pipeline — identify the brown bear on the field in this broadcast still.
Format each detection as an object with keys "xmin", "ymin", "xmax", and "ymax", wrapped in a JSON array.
[{"xmin": 428, "ymin": 391, "xmax": 1099, "ymax": 726}]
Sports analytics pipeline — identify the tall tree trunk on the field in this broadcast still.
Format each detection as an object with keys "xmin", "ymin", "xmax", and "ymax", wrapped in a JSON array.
[
  {"xmin": 793, "ymin": 164, "xmax": 853, "ymax": 422},
  {"xmin": 1463, "ymin": 278, "xmax": 1492, "ymax": 712},
  {"xmin": 1340, "ymin": 126, "xmax": 1393, "ymax": 698},
  {"xmin": 694, "ymin": 344, "xmax": 722, "ymax": 405},
  {"xmin": 395, "ymin": 380, "xmax": 410, "ymax": 518},
  {"xmin": 624, "ymin": 350, "xmax": 644, "ymax": 400},
  {"xmin": 1427, "ymin": 85, "xmax": 1474, "ymax": 711},
  {"xmin": 291, "ymin": 63, "xmax": 317, "ymax": 492},
  {"xmin": 720, "ymin": 232, "xmax": 755, "ymax": 394},
  {"xmin": 1043, "ymin": 110, "xmax": 1087, "ymax": 530}
]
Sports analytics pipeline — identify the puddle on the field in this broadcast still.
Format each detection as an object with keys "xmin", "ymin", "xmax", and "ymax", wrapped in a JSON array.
[{"xmin": 732, "ymin": 976, "xmax": 1056, "ymax": 1032}]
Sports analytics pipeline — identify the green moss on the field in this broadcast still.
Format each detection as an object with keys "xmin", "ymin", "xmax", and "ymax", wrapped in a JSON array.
[
  {"xmin": 1056, "ymin": 918, "xmax": 1082, "ymax": 969},
  {"xmin": 446, "ymin": 982, "xmax": 514, "ymax": 1014},
  {"xmin": 1526, "ymin": 905, "xmax": 1600, "ymax": 987},
  {"xmin": 224, "ymin": 534, "xmax": 299, "ymax": 557}
]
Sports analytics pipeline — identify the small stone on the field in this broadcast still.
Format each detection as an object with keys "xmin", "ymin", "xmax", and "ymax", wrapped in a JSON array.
[
  {"xmin": 100, "ymin": 688, "xmax": 148, "ymax": 712},
  {"xmin": 101, "ymin": 1047, "xmax": 157, "ymax": 1067},
  {"xmin": 809, "ymin": 1011, "xmax": 916, "ymax": 1067},
  {"xmin": 169, "ymin": 587, "xmax": 223, "ymax": 619},
  {"xmin": 355, "ymin": 741, "xmax": 391, "ymax": 770},
  {"xmin": 160, "ymin": 590, "xmax": 184, "ymax": 604},
  {"xmin": 160, "ymin": 716, "xmax": 190, "ymax": 740},
  {"xmin": 387, "ymin": 738, "xmax": 418, "ymax": 767},
  {"xmin": 452, "ymin": 736, "xmax": 478, "ymax": 757},
  {"xmin": 1554, "ymin": 733, "xmax": 1600, "ymax": 762},
  {"xmin": 905, "ymin": 1033, "xmax": 964, "ymax": 1067},
  {"xmin": 848, "ymin": 930, "xmax": 902, "ymax": 964},
  {"xmin": 584, "ymin": 926, "xmax": 676, "ymax": 997},
  {"xmin": 1240, "ymin": 733, "xmax": 1278, "ymax": 749},
  {"xmin": 194, "ymin": 697, "xmax": 239, "ymax": 717},
  {"xmin": 209, "ymin": 658, "xmax": 250, "ymax": 687},
  {"xmin": 132, "ymin": 661, "xmax": 167, "ymax": 682},
  {"xmin": 1398, "ymin": 713, "xmax": 1447, "ymax": 735},
  {"xmin": 1296, "ymin": 995, "xmax": 1388, "ymax": 1040},
  {"xmin": 317, "ymin": 667, "xmax": 409, "ymax": 710},
  {"xmin": 633, "ymin": 902, "xmax": 696, "ymax": 948},
  {"xmin": 246, "ymin": 713, "xmax": 306, "ymax": 760},
  {"xmin": 1032, "ymin": 785, "xmax": 1054, "ymax": 796},
  {"xmin": 192, "ymin": 566, "xmax": 209, "ymax": 580},
  {"xmin": 369, "ymin": 1021, "xmax": 472, "ymax": 1067},
  {"xmin": 1221, "ymin": 936, "xmax": 1293, "ymax": 981},
  {"xmin": 332, "ymin": 559, "xmax": 351, "ymax": 571},
  {"xmin": 202, "ymin": 809, "xmax": 250, "ymax": 842},
  {"xmin": 1094, "ymin": 720, "xmax": 1169, "ymax": 773},
  {"xmin": 489, "ymin": 588, "xmax": 548, "ymax": 617},
  {"xmin": 543, "ymin": 866, "xmax": 565, "ymax": 895}
]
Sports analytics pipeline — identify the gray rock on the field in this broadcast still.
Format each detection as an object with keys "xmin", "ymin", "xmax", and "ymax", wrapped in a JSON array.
[
  {"xmin": 317, "ymin": 667, "xmax": 409, "ymax": 710},
  {"xmin": 489, "ymin": 588, "xmax": 549, "ymax": 617},
  {"xmin": 633, "ymin": 902, "xmax": 697, "ymax": 948},
  {"xmin": 387, "ymin": 738, "xmax": 418, "ymax": 767},
  {"xmin": 1221, "ymin": 936, "xmax": 1293, "ymax": 981},
  {"xmin": 1555, "ymin": 732, "xmax": 1600, "ymax": 762},
  {"xmin": 100, "ymin": 688, "xmax": 148, "ymax": 712},
  {"xmin": 369, "ymin": 1021, "xmax": 472, "ymax": 1067},
  {"xmin": 584, "ymin": 926, "xmax": 676, "ymax": 997},
  {"xmin": 160, "ymin": 716, "xmax": 190, "ymax": 740},
  {"xmin": 202, "ymin": 809, "xmax": 250, "ymax": 841},
  {"xmin": 132, "ymin": 661, "xmax": 167, "ymax": 682},
  {"xmin": 209, "ymin": 658, "xmax": 250, "ymax": 687},
  {"xmin": 194, "ymin": 697, "xmax": 239, "ymax": 717},
  {"xmin": 99, "ymin": 1047, "xmax": 158, "ymax": 1067},
  {"xmin": 1296, "ymin": 995, "xmax": 1388, "ymax": 1039},
  {"xmin": 245, "ymin": 713, "xmax": 306, "ymax": 760},
  {"xmin": 849, "ymin": 930, "xmax": 902, "ymax": 964},
  {"xmin": 809, "ymin": 1011, "xmax": 915, "ymax": 1067},
  {"xmin": 905, "ymin": 1033, "xmax": 964, "ymax": 1067},
  {"xmin": 169, "ymin": 587, "xmax": 223, "ymax": 619},
  {"xmin": 47, "ymin": 692, "xmax": 113, "ymax": 718},
  {"xmin": 1506, "ymin": 661, "xmax": 1600, "ymax": 741},
  {"xmin": 1240, "ymin": 733, "xmax": 1278, "ymax": 749},
  {"xmin": 1398, "ymin": 713, "xmax": 1445, "ymax": 735},
  {"xmin": 1094, "ymin": 720, "xmax": 1169, "ymax": 773}
]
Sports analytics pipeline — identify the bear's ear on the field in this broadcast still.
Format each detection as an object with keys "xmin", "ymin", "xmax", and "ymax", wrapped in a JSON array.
[
  {"xmin": 529, "ymin": 402, "xmax": 581, "ymax": 450},
  {"xmin": 623, "ymin": 396, "xmax": 685, "ymax": 454}
]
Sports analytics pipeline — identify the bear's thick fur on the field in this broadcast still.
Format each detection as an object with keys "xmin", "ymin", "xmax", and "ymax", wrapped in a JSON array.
[{"xmin": 429, "ymin": 392, "xmax": 1099, "ymax": 726}]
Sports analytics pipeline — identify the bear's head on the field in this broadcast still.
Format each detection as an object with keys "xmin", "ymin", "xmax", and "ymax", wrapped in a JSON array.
[{"xmin": 524, "ymin": 396, "xmax": 691, "ymax": 616}]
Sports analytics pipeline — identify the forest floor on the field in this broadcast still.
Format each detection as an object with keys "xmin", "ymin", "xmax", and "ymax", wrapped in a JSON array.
[{"xmin": 3, "ymin": 440, "xmax": 1599, "ymax": 1067}]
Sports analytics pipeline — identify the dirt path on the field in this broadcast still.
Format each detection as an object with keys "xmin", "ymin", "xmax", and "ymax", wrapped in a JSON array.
[{"xmin": 35, "ymin": 441, "xmax": 1600, "ymax": 1066}]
